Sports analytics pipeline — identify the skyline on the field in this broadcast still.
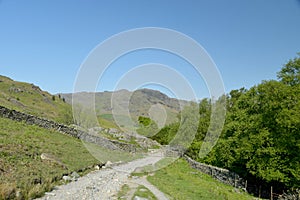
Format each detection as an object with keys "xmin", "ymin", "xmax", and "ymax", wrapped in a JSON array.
[{"xmin": 1, "ymin": 1, "xmax": 300, "ymax": 100}]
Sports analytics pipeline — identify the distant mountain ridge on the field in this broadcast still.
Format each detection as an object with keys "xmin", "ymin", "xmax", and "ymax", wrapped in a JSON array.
[
  {"xmin": 61, "ymin": 88, "xmax": 189, "ymax": 125},
  {"xmin": 0, "ymin": 75, "xmax": 189, "ymax": 127}
]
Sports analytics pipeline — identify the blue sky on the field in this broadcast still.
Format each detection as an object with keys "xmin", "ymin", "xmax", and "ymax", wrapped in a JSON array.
[{"xmin": 0, "ymin": 0, "xmax": 300, "ymax": 99}]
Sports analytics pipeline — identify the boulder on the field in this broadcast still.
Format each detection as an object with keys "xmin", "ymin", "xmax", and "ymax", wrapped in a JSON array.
[
  {"xmin": 62, "ymin": 175, "xmax": 71, "ymax": 182},
  {"xmin": 71, "ymin": 171, "xmax": 80, "ymax": 181},
  {"xmin": 133, "ymin": 196, "xmax": 149, "ymax": 200},
  {"xmin": 105, "ymin": 161, "xmax": 112, "ymax": 167}
]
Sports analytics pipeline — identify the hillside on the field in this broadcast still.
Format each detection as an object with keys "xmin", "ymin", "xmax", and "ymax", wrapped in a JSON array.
[
  {"xmin": 61, "ymin": 88, "xmax": 189, "ymax": 127},
  {"xmin": 0, "ymin": 75, "xmax": 257, "ymax": 199},
  {"xmin": 0, "ymin": 75, "xmax": 72, "ymax": 124},
  {"xmin": 0, "ymin": 76, "xmax": 144, "ymax": 199},
  {"xmin": 0, "ymin": 117, "xmax": 102, "ymax": 199}
]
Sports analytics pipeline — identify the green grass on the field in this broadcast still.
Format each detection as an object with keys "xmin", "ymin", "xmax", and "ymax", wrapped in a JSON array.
[
  {"xmin": 147, "ymin": 159, "xmax": 254, "ymax": 200},
  {"xmin": 0, "ymin": 117, "xmax": 101, "ymax": 199},
  {"xmin": 117, "ymin": 184, "xmax": 157, "ymax": 200},
  {"xmin": 0, "ymin": 75, "xmax": 73, "ymax": 124},
  {"xmin": 132, "ymin": 185, "xmax": 157, "ymax": 200},
  {"xmin": 99, "ymin": 114, "xmax": 114, "ymax": 121},
  {"xmin": 117, "ymin": 184, "xmax": 131, "ymax": 199},
  {"xmin": 98, "ymin": 115, "xmax": 119, "ymax": 129},
  {"xmin": 98, "ymin": 114, "xmax": 137, "ymax": 130}
]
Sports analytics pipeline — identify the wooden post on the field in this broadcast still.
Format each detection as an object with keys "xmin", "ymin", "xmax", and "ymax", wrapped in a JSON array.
[
  {"xmin": 259, "ymin": 185, "xmax": 261, "ymax": 199},
  {"xmin": 270, "ymin": 186, "xmax": 273, "ymax": 200},
  {"xmin": 245, "ymin": 180, "xmax": 247, "ymax": 190},
  {"xmin": 234, "ymin": 174, "xmax": 237, "ymax": 188}
]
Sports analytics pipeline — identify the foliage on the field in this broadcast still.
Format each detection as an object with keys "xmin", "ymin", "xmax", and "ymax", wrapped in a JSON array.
[
  {"xmin": 170, "ymin": 102, "xmax": 200, "ymax": 150},
  {"xmin": 277, "ymin": 53, "xmax": 300, "ymax": 86},
  {"xmin": 151, "ymin": 54, "xmax": 300, "ymax": 191},
  {"xmin": 150, "ymin": 122, "xmax": 179, "ymax": 145},
  {"xmin": 138, "ymin": 116, "xmax": 152, "ymax": 127},
  {"xmin": 136, "ymin": 116, "xmax": 159, "ymax": 137},
  {"xmin": 204, "ymin": 79, "xmax": 300, "ymax": 188}
]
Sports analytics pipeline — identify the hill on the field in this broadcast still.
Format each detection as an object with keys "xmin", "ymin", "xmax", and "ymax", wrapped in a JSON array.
[
  {"xmin": 0, "ymin": 75, "xmax": 256, "ymax": 199},
  {"xmin": 0, "ymin": 116, "xmax": 103, "ymax": 199},
  {"xmin": 61, "ymin": 88, "xmax": 188, "ymax": 128},
  {"xmin": 0, "ymin": 76, "xmax": 142, "ymax": 199},
  {"xmin": 0, "ymin": 75, "xmax": 72, "ymax": 124}
]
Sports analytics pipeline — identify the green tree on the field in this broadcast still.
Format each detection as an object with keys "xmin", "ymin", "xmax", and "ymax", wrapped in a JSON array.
[
  {"xmin": 277, "ymin": 53, "xmax": 300, "ymax": 86},
  {"xmin": 138, "ymin": 116, "xmax": 151, "ymax": 127},
  {"xmin": 136, "ymin": 116, "xmax": 159, "ymax": 137},
  {"xmin": 150, "ymin": 122, "xmax": 179, "ymax": 145},
  {"xmin": 204, "ymin": 80, "xmax": 300, "ymax": 188}
]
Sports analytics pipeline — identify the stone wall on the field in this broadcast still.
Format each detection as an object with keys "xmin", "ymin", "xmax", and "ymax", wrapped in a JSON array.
[
  {"xmin": 184, "ymin": 155, "xmax": 247, "ymax": 189},
  {"xmin": 0, "ymin": 105, "xmax": 137, "ymax": 152},
  {"xmin": 184, "ymin": 155, "xmax": 278, "ymax": 199}
]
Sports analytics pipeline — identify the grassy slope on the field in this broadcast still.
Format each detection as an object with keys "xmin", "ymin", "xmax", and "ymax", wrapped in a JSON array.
[
  {"xmin": 98, "ymin": 114, "xmax": 120, "ymax": 129},
  {"xmin": 0, "ymin": 76, "xmax": 140, "ymax": 199},
  {"xmin": 148, "ymin": 159, "xmax": 254, "ymax": 200},
  {"xmin": 0, "ymin": 117, "xmax": 100, "ymax": 199},
  {"xmin": 0, "ymin": 75, "xmax": 72, "ymax": 124}
]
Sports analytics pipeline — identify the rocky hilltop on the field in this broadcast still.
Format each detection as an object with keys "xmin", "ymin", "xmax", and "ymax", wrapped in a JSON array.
[{"xmin": 61, "ymin": 88, "xmax": 189, "ymax": 126}]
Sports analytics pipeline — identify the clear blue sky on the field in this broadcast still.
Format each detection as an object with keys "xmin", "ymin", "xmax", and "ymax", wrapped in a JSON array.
[{"xmin": 1, "ymin": 0, "xmax": 300, "ymax": 99}]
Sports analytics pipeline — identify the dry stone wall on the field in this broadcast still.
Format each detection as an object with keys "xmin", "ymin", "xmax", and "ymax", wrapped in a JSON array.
[
  {"xmin": 0, "ymin": 105, "xmax": 137, "ymax": 152},
  {"xmin": 184, "ymin": 156, "xmax": 247, "ymax": 189},
  {"xmin": 184, "ymin": 155, "xmax": 276, "ymax": 199}
]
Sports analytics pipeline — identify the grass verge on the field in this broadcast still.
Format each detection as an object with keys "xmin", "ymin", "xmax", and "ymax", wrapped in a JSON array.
[
  {"xmin": 132, "ymin": 185, "xmax": 157, "ymax": 200},
  {"xmin": 117, "ymin": 184, "xmax": 130, "ymax": 199},
  {"xmin": 147, "ymin": 159, "xmax": 255, "ymax": 200}
]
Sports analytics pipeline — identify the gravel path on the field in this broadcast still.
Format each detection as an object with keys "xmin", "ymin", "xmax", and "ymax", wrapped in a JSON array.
[{"xmin": 36, "ymin": 150, "xmax": 169, "ymax": 200}]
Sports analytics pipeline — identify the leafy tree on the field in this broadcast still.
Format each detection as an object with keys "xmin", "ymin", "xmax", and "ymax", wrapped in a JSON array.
[
  {"xmin": 171, "ymin": 102, "xmax": 199, "ymax": 150},
  {"xmin": 151, "ymin": 102, "xmax": 200, "ymax": 148},
  {"xmin": 277, "ymin": 53, "xmax": 300, "ymax": 86},
  {"xmin": 136, "ymin": 116, "xmax": 159, "ymax": 137},
  {"xmin": 204, "ymin": 80, "xmax": 300, "ymax": 188},
  {"xmin": 150, "ymin": 122, "xmax": 179, "ymax": 145},
  {"xmin": 151, "ymin": 54, "xmax": 300, "ymax": 190},
  {"xmin": 138, "ymin": 116, "xmax": 151, "ymax": 127}
]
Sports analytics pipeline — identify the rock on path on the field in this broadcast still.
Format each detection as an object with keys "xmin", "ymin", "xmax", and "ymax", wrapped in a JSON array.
[{"xmin": 36, "ymin": 150, "xmax": 169, "ymax": 200}]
